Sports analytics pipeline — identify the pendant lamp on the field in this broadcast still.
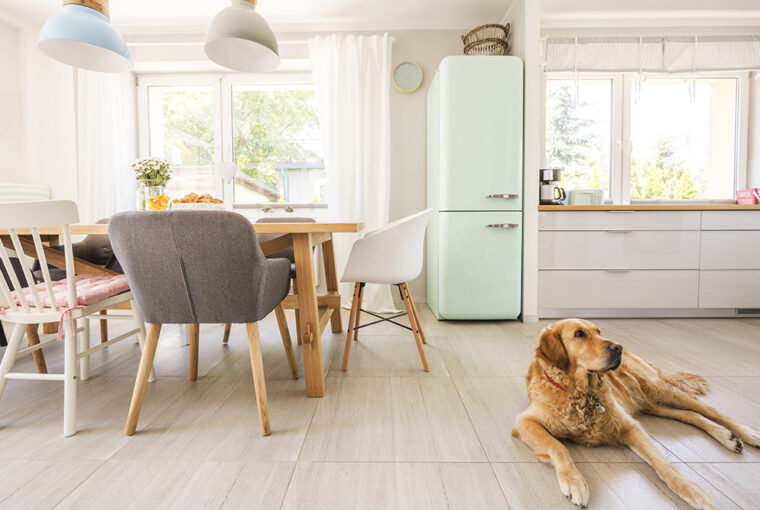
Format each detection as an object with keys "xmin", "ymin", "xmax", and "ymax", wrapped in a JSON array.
[
  {"xmin": 38, "ymin": 0, "xmax": 132, "ymax": 73},
  {"xmin": 205, "ymin": 0, "xmax": 280, "ymax": 72}
]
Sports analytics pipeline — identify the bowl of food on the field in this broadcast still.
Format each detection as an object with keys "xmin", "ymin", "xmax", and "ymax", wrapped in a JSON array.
[{"xmin": 171, "ymin": 192, "xmax": 225, "ymax": 210}]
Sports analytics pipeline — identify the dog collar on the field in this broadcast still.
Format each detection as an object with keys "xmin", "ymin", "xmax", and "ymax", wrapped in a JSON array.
[{"xmin": 543, "ymin": 369, "xmax": 567, "ymax": 391}]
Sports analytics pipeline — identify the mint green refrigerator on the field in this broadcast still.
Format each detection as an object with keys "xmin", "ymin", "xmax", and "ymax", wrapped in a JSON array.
[{"xmin": 426, "ymin": 56, "xmax": 523, "ymax": 320}]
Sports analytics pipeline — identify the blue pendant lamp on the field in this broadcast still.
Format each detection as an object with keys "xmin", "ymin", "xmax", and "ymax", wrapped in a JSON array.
[
  {"xmin": 205, "ymin": 0, "xmax": 280, "ymax": 72},
  {"xmin": 38, "ymin": 0, "xmax": 133, "ymax": 73}
]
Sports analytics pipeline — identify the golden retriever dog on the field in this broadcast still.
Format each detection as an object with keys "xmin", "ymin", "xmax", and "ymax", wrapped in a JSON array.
[{"xmin": 512, "ymin": 318, "xmax": 760, "ymax": 510}]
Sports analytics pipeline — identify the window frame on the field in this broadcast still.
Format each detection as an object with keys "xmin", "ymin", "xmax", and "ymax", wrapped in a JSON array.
[
  {"xmin": 541, "ymin": 71, "xmax": 750, "ymax": 204},
  {"xmin": 136, "ymin": 72, "xmax": 326, "ymax": 209}
]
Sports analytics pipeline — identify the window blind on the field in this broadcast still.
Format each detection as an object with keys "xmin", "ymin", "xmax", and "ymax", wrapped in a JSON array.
[{"xmin": 544, "ymin": 35, "xmax": 760, "ymax": 73}]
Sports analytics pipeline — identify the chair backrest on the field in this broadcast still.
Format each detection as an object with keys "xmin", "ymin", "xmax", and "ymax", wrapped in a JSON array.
[
  {"xmin": 109, "ymin": 210, "xmax": 273, "ymax": 324},
  {"xmin": 0, "ymin": 200, "xmax": 80, "ymax": 312},
  {"xmin": 341, "ymin": 209, "xmax": 433, "ymax": 285},
  {"xmin": 256, "ymin": 216, "xmax": 315, "ymax": 262},
  {"xmin": 0, "ymin": 183, "xmax": 52, "ymax": 203}
]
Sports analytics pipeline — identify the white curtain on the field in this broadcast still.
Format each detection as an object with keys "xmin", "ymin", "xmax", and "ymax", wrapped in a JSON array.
[
  {"xmin": 544, "ymin": 35, "xmax": 760, "ymax": 73},
  {"xmin": 308, "ymin": 33, "xmax": 397, "ymax": 312},
  {"xmin": 76, "ymin": 70, "xmax": 138, "ymax": 223}
]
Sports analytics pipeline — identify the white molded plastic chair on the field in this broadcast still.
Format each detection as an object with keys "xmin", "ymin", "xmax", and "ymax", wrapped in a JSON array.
[
  {"xmin": 0, "ymin": 200, "xmax": 153, "ymax": 436},
  {"xmin": 341, "ymin": 209, "xmax": 433, "ymax": 372}
]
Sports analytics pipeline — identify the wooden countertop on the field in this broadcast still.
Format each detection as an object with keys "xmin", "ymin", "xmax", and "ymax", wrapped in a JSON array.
[{"xmin": 539, "ymin": 204, "xmax": 760, "ymax": 211}]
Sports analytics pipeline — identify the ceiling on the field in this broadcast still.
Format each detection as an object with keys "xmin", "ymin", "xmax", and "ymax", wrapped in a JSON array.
[{"xmin": 0, "ymin": 0, "xmax": 512, "ymax": 32}]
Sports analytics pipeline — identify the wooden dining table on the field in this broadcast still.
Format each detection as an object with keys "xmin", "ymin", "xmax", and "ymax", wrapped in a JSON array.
[{"xmin": 1, "ymin": 221, "xmax": 362, "ymax": 398}]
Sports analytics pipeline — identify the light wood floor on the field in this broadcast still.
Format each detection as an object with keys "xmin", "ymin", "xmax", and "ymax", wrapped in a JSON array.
[{"xmin": 0, "ymin": 307, "xmax": 759, "ymax": 509}]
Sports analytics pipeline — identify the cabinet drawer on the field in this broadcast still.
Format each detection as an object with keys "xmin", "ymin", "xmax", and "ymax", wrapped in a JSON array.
[
  {"xmin": 539, "ymin": 231, "xmax": 700, "ymax": 269},
  {"xmin": 701, "ymin": 211, "xmax": 760, "ymax": 230},
  {"xmin": 699, "ymin": 270, "xmax": 760, "ymax": 308},
  {"xmin": 539, "ymin": 270, "xmax": 699, "ymax": 309},
  {"xmin": 701, "ymin": 231, "xmax": 760, "ymax": 269},
  {"xmin": 539, "ymin": 211, "xmax": 700, "ymax": 231}
]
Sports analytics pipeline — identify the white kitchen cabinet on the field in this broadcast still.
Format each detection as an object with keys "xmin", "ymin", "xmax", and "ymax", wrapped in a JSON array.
[
  {"xmin": 539, "ymin": 210, "xmax": 760, "ymax": 317},
  {"xmin": 539, "ymin": 211, "xmax": 700, "ymax": 231},
  {"xmin": 699, "ymin": 270, "xmax": 760, "ymax": 308},
  {"xmin": 702, "ymin": 211, "xmax": 760, "ymax": 230},
  {"xmin": 700, "ymin": 231, "xmax": 760, "ymax": 269},
  {"xmin": 539, "ymin": 270, "xmax": 699, "ymax": 309},
  {"xmin": 539, "ymin": 231, "xmax": 700, "ymax": 270}
]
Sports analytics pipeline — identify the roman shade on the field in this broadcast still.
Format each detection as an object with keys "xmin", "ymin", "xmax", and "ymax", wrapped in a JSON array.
[{"xmin": 544, "ymin": 35, "xmax": 760, "ymax": 73}]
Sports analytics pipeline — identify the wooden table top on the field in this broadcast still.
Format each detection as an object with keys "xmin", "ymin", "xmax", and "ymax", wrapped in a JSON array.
[{"xmin": 1, "ymin": 222, "xmax": 364, "ymax": 236}]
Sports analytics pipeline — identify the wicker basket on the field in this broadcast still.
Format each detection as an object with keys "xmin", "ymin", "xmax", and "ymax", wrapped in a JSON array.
[
  {"xmin": 464, "ymin": 38, "xmax": 510, "ymax": 56},
  {"xmin": 461, "ymin": 23, "xmax": 510, "ymax": 46}
]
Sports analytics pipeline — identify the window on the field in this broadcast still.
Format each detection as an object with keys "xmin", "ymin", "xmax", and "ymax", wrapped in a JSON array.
[
  {"xmin": 543, "ymin": 73, "xmax": 747, "ymax": 203},
  {"xmin": 138, "ymin": 74, "xmax": 325, "ymax": 208},
  {"xmin": 232, "ymin": 85, "xmax": 325, "ymax": 204},
  {"xmin": 146, "ymin": 85, "xmax": 218, "ymax": 197},
  {"xmin": 545, "ymin": 79, "xmax": 612, "ymax": 199}
]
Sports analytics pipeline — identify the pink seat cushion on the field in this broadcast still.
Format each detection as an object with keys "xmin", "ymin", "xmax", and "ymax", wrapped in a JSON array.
[{"xmin": 12, "ymin": 274, "xmax": 129, "ymax": 309}]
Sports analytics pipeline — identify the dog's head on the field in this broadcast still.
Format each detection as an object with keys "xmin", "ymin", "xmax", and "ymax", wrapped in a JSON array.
[{"xmin": 537, "ymin": 318, "xmax": 622, "ymax": 373}]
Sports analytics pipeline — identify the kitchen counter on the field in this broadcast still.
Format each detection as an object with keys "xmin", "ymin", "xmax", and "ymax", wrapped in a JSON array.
[{"xmin": 539, "ymin": 204, "xmax": 760, "ymax": 211}]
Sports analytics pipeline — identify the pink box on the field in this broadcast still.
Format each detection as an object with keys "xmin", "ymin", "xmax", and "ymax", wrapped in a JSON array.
[{"xmin": 736, "ymin": 188, "xmax": 759, "ymax": 205}]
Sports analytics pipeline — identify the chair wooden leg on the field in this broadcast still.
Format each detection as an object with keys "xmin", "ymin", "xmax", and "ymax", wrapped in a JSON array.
[
  {"xmin": 130, "ymin": 301, "xmax": 155, "ymax": 383},
  {"xmin": 353, "ymin": 282, "xmax": 365, "ymax": 342},
  {"xmin": 293, "ymin": 276, "xmax": 302, "ymax": 345},
  {"xmin": 42, "ymin": 322, "xmax": 58, "ymax": 335},
  {"xmin": 400, "ymin": 283, "xmax": 429, "ymax": 372},
  {"xmin": 63, "ymin": 320, "xmax": 78, "ymax": 436},
  {"xmin": 126, "ymin": 323, "xmax": 161, "ymax": 435},
  {"xmin": 0, "ymin": 324, "xmax": 25, "ymax": 398},
  {"xmin": 274, "ymin": 305, "xmax": 298, "ymax": 379},
  {"xmin": 189, "ymin": 323, "xmax": 199, "ymax": 381},
  {"xmin": 99, "ymin": 310, "xmax": 108, "ymax": 344},
  {"xmin": 25, "ymin": 324, "xmax": 48, "ymax": 374},
  {"xmin": 222, "ymin": 323, "xmax": 232, "ymax": 344},
  {"xmin": 341, "ymin": 283, "xmax": 361, "ymax": 371},
  {"xmin": 245, "ymin": 322, "xmax": 270, "ymax": 436},
  {"xmin": 406, "ymin": 286, "xmax": 427, "ymax": 345}
]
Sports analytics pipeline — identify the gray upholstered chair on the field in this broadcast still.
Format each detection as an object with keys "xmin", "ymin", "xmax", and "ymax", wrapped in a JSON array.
[
  {"xmin": 236, "ymin": 216, "xmax": 316, "ymax": 346},
  {"xmin": 109, "ymin": 210, "xmax": 296, "ymax": 436}
]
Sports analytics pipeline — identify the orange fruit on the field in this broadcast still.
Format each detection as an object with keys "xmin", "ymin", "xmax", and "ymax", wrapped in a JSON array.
[{"xmin": 147, "ymin": 195, "xmax": 169, "ymax": 211}]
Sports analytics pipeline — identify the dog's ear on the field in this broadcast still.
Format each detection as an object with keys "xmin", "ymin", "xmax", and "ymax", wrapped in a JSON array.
[{"xmin": 537, "ymin": 326, "xmax": 569, "ymax": 370}]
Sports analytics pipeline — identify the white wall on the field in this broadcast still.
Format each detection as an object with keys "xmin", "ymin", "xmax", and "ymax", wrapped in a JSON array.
[
  {"xmin": 17, "ymin": 28, "xmax": 78, "ymax": 201},
  {"xmin": 504, "ymin": 0, "xmax": 542, "ymax": 322},
  {"xmin": 0, "ymin": 19, "xmax": 23, "ymax": 182}
]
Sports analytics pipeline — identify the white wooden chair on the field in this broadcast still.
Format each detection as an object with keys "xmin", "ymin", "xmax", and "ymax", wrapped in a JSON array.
[{"xmin": 0, "ymin": 200, "xmax": 154, "ymax": 436}]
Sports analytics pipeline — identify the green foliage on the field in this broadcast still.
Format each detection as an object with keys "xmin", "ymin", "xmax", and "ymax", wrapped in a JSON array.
[
  {"xmin": 162, "ymin": 90, "xmax": 215, "ymax": 166},
  {"xmin": 132, "ymin": 157, "xmax": 172, "ymax": 184},
  {"xmin": 630, "ymin": 137, "xmax": 706, "ymax": 199},
  {"xmin": 232, "ymin": 90, "xmax": 323, "ymax": 197},
  {"xmin": 545, "ymin": 86, "xmax": 609, "ymax": 194}
]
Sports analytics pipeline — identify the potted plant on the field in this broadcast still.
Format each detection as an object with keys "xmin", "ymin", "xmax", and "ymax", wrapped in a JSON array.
[
  {"xmin": 261, "ymin": 206, "xmax": 274, "ymax": 215},
  {"xmin": 132, "ymin": 158, "xmax": 172, "ymax": 211}
]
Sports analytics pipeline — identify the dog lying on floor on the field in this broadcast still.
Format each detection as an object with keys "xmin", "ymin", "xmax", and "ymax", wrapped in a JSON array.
[{"xmin": 512, "ymin": 318, "xmax": 760, "ymax": 510}]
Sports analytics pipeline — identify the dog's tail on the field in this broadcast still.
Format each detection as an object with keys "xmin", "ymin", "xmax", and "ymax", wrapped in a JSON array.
[{"xmin": 667, "ymin": 372, "xmax": 710, "ymax": 396}]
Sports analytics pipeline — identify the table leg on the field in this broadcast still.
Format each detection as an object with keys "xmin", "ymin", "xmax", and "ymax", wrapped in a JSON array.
[
  {"xmin": 293, "ymin": 233, "xmax": 325, "ymax": 397},
  {"xmin": 321, "ymin": 236, "xmax": 343, "ymax": 334}
]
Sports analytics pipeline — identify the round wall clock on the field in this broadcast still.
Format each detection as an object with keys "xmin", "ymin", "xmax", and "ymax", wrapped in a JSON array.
[{"xmin": 392, "ymin": 61, "xmax": 423, "ymax": 93}]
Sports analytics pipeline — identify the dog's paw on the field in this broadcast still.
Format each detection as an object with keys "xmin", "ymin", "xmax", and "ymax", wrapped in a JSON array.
[
  {"xmin": 718, "ymin": 430, "xmax": 744, "ymax": 453},
  {"xmin": 734, "ymin": 425, "xmax": 760, "ymax": 448},
  {"xmin": 557, "ymin": 467, "xmax": 589, "ymax": 508},
  {"xmin": 677, "ymin": 481, "xmax": 716, "ymax": 510}
]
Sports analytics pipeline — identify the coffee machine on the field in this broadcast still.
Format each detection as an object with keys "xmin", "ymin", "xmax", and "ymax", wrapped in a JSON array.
[{"xmin": 540, "ymin": 168, "xmax": 566, "ymax": 205}]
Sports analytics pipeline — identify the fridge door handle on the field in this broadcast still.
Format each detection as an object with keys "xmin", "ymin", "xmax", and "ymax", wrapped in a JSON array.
[
  {"xmin": 486, "ymin": 194, "xmax": 519, "ymax": 199},
  {"xmin": 486, "ymin": 223, "xmax": 519, "ymax": 229}
]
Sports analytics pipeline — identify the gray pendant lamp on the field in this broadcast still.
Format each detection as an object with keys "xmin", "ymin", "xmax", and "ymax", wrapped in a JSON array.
[
  {"xmin": 204, "ymin": 0, "xmax": 280, "ymax": 72},
  {"xmin": 37, "ymin": 0, "xmax": 132, "ymax": 73}
]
